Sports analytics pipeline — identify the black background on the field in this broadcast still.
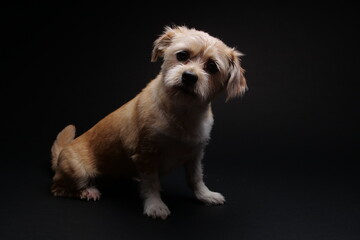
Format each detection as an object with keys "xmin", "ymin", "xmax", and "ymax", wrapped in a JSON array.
[{"xmin": 1, "ymin": 2, "xmax": 359, "ymax": 240}]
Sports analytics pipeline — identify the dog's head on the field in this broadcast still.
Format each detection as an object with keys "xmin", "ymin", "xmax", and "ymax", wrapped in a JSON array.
[{"xmin": 152, "ymin": 26, "xmax": 247, "ymax": 102}]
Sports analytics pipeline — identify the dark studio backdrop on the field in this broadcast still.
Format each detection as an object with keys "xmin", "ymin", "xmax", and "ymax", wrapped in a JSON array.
[{"xmin": 1, "ymin": 2, "xmax": 359, "ymax": 240}]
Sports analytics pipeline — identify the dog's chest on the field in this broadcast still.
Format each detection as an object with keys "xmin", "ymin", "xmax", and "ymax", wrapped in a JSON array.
[
  {"xmin": 158, "ymin": 139, "xmax": 199, "ymax": 173},
  {"xmin": 152, "ymin": 117, "xmax": 213, "ymax": 173}
]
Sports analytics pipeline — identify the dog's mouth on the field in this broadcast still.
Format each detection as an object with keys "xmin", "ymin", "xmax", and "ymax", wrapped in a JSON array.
[{"xmin": 175, "ymin": 85, "xmax": 197, "ymax": 97}]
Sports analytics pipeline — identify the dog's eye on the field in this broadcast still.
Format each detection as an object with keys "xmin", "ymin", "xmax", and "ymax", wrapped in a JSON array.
[
  {"xmin": 206, "ymin": 60, "xmax": 219, "ymax": 74},
  {"xmin": 176, "ymin": 51, "xmax": 190, "ymax": 61}
]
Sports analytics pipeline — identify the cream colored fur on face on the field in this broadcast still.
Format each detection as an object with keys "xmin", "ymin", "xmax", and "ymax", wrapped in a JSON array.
[{"xmin": 50, "ymin": 26, "xmax": 247, "ymax": 219}]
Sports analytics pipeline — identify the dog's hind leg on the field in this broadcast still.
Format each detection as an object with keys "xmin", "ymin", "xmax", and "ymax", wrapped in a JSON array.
[{"xmin": 51, "ymin": 147, "xmax": 101, "ymax": 201}]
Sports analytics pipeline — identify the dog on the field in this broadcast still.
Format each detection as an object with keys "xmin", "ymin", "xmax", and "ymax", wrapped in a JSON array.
[{"xmin": 50, "ymin": 25, "xmax": 247, "ymax": 219}]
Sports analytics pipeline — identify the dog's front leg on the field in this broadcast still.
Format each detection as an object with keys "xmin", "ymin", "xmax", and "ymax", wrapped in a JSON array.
[
  {"xmin": 140, "ymin": 169, "xmax": 170, "ymax": 220},
  {"xmin": 185, "ymin": 151, "xmax": 226, "ymax": 205}
]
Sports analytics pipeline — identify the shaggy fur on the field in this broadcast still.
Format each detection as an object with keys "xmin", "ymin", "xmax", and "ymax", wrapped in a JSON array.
[{"xmin": 51, "ymin": 26, "xmax": 247, "ymax": 219}]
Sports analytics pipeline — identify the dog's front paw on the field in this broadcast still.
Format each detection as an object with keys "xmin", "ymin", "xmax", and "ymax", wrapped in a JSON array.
[
  {"xmin": 144, "ymin": 198, "xmax": 171, "ymax": 220},
  {"xmin": 195, "ymin": 190, "xmax": 226, "ymax": 205}
]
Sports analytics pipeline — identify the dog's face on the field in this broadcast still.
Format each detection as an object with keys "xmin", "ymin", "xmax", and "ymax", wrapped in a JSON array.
[{"xmin": 151, "ymin": 26, "xmax": 247, "ymax": 102}]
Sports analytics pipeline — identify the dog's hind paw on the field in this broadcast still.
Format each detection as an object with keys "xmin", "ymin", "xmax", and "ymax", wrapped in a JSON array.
[{"xmin": 80, "ymin": 187, "xmax": 101, "ymax": 201}]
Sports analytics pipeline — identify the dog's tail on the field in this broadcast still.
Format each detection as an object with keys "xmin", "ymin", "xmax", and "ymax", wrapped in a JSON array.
[{"xmin": 51, "ymin": 125, "xmax": 76, "ymax": 171}]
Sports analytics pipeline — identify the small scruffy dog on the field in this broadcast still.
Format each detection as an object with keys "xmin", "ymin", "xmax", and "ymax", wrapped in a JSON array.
[{"xmin": 51, "ymin": 26, "xmax": 247, "ymax": 219}]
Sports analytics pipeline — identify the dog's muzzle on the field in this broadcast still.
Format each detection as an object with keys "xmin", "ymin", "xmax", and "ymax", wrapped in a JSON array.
[{"xmin": 182, "ymin": 71, "xmax": 198, "ymax": 86}]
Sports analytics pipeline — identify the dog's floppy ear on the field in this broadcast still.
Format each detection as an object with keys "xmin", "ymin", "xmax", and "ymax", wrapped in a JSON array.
[
  {"xmin": 151, "ymin": 26, "xmax": 176, "ymax": 62},
  {"xmin": 226, "ymin": 49, "xmax": 247, "ymax": 101}
]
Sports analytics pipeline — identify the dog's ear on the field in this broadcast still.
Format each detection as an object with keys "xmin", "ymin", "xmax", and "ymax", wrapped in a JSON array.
[
  {"xmin": 226, "ymin": 49, "xmax": 247, "ymax": 101},
  {"xmin": 151, "ymin": 26, "xmax": 176, "ymax": 62}
]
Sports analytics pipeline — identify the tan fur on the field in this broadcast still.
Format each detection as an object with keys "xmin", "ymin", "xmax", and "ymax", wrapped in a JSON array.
[
  {"xmin": 50, "ymin": 26, "xmax": 247, "ymax": 219},
  {"xmin": 51, "ymin": 124, "xmax": 75, "ymax": 171}
]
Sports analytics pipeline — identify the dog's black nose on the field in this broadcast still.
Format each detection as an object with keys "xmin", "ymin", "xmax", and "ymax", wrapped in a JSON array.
[{"xmin": 182, "ymin": 71, "xmax": 198, "ymax": 85}]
